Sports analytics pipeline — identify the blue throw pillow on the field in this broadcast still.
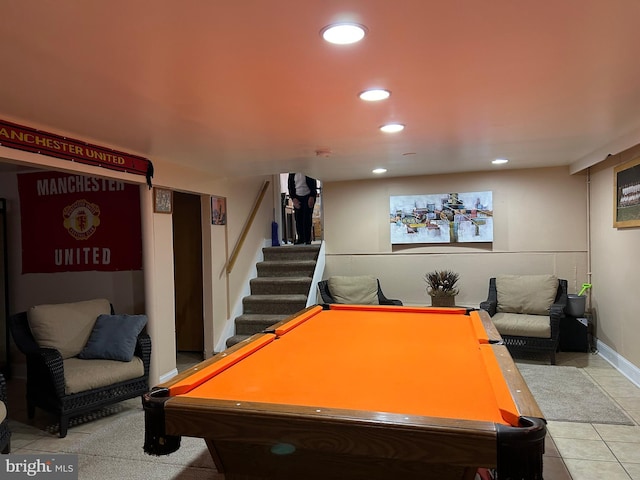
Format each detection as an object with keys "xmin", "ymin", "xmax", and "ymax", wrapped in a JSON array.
[{"xmin": 78, "ymin": 314, "xmax": 147, "ymax": 362}]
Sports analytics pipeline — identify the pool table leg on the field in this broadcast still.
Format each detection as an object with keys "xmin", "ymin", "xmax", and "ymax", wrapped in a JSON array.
[{"xmin": 205, "ymin": 438, "xmax": 226, "ymax": 474}]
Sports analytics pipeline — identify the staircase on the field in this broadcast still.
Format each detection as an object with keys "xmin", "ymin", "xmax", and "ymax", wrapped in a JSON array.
[{"xmin": 225, "ymin": 244, "xmax": 321, "ymax": 348}]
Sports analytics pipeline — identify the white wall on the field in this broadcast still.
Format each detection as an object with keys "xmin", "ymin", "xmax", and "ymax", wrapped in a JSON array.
[
  {"xmin": 322, "ymin": 166, "xmax": 589, "ymax": 307},
  {"xmin": 589, "ymin": 145, "xmax": 640, "ymax": 370}
]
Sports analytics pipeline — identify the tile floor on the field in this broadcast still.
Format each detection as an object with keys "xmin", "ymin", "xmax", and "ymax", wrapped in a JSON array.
[
  {"xmin": 3, "ymin": 350, "xmax": 640, "ymax": 479},
  {"xmin": 534, "ymin": 351, "xmax": 640, "ymax": 480}
]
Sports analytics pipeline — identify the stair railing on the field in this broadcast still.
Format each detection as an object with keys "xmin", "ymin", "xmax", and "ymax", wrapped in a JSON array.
[{"xmin": 225, "ymin": 180, "xmax": 270, "ymax": 274}]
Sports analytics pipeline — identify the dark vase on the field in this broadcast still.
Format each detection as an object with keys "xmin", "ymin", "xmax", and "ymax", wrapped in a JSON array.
[{"xmin": 430, "ymin": 295, "xmax": 456, "ymax": 307}]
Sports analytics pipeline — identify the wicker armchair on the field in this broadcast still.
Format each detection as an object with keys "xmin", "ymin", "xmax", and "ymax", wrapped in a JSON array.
[
  {"xmin": 318, "ymin": 277, "xmax": 403, "ymax": 305},
  {"xmin": 9, "ymin": 310, "xmax": 151, "ymax": 437},
  {"xmin": 0, "ymin": 373, "xmax": 10, "ymax": 453},
  {"xmin": 480, "ymin": 276, "xmax": 567, "ymax": 364}
]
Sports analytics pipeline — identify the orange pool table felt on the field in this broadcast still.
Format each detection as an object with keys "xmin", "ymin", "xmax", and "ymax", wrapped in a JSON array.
[
  {"xmin": 144, "ymin": 304, "xmax": 546, "ymax": 480},
  {"xmin": 171, "ymin": 305, "xmax": 519, "ymax": 425}
]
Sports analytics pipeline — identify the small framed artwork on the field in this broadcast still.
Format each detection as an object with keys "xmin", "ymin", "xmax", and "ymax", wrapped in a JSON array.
[
  {"xmin": 211, "ymin": 196, "xmax": 227, "ymax": 225},
  {"xmin": 154, "ymin": 187, "xmax": 173, "ymax": 214},
  {"xmin": 613, "ymin": 156, "xmax": 640, "ymax": 228}
]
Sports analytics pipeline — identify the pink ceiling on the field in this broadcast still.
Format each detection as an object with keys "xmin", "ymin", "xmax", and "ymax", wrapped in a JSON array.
[{"xmin": 1, "ymin": 0, "xmax": 639, "ymax": 182}]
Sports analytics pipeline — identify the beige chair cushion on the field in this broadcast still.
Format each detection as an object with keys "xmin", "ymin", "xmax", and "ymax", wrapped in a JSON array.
[
  {"xmin": 0, "ymin": 401, "xmax": 5, "ymax": 422},
  {"xmin": 496, "ymin": 274, "xmax": 558, "ymax": 315},
  {"xmin": 63, "ymin": 356, "xmax": 144, "ymax": 395},
  {"xmin": 328, "ymin": 275, "xmax": 379, "ymax": 305},
  {"xmin": 492, "ymin": 312, "xmax": 552, "ymax": 338},
  {"xmin": 27, "ymin": 298, "xmax": 111, "ymax": 359}
]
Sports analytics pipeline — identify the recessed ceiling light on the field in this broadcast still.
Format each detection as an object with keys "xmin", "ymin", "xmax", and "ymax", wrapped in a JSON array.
[
  {"xmin": 380, "ymin": 123, "xmax": 405, "ymax": 133},
  {"xmin": 492, "ymin": 158, "xmax": 509, "ymax": 165},
  {"xmin": 321, "ymin": 23, "xmax": 367, "ymax": 45},
  {"xmin": 359, "ymin": 89, "xmax": 391, "ymax": 101},
  {"xmin": 372, "ymin": 168, "xmax": 387, "ymax": 174}
]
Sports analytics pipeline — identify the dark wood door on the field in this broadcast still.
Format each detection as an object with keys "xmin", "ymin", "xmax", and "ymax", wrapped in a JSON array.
[{"xmin": 172, "ymin": 192, "xmax": 204, "ymax": 352}]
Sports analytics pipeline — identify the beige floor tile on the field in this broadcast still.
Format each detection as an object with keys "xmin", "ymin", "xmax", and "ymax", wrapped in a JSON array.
[
  {"xmin": 592, "ymin": 377, "xmax": 640, "ymax": 397},
  {"xmin": 564, "ymin": 459, "xmax": 632, "ymax": 480},
  {"xmin": 586, "ymin": 365, "xmax": 624, "ymax": 377},
  {"xmin": 592, "ymin": 375, "xmax": 638, "ymax": 388},
  {"xmin": 608, "ymin": 442, "xmax": 640, "ymax": 463},
  {"xmin": 547, "ymin": 421, "xmax": 600, "ymax": 440},
  {"xmin": 559, "ymin": 352, "xmax": 613, "ymax": 369},
  {"xmin": 594, "ymin": 424, "xmax": 640, "ymax": 442},
  {"xmin": 625, "ymin": 409, "xmax": 640, "ymax": 425},
  {"xmin": 606, "ymin": 386, "xmax": 640, "ymax": 400},
  {"xmin": 617, "ymin": 398, "xmax": 640, "ymax": 411},
  {"xmin": 553, "ymin": 437, "xmax": 618, "ymax": 461},
  {"xmin": 623, "ymin": 462, "xmax": 640, "ymax": 480}
]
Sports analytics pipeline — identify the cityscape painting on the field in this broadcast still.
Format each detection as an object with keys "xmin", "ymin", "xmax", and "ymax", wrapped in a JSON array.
[{"xmin": 390, "ymin": 191, "xmax": 493, "ymax": 244}]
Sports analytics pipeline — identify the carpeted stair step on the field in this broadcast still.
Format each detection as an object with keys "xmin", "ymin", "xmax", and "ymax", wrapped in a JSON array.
[
  {"xmin": 225, "ymin": 243, "xmax": 321, "ymax": 350},
  {"xmin": 256, "ymin": 260, "xmax": 316, "ymax": 278},
  {"xmin": 242, "ymin": 294, "xmax": 308, "ymax": 315},
  {"xmin": 233, "ymin": 313, "xmax": 290, "ymax": 335},
  {"xmin": 250, "ymin": 277, "xmax": 312, "ymax": 295},
  {"xmin": 225, "ymin": 334, "xmax": 251, "ymax": 348},
  {"xmin": 263, "ymin": 245, "xmax": 321, "ymax": 262}
]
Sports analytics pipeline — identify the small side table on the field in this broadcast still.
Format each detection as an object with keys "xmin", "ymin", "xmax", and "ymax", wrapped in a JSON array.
[{"xmin": 559, "ymin": 314, "xmax": 594, "ymax": 352}]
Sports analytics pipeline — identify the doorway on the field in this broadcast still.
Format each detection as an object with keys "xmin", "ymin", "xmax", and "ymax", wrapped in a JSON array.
[
  {"xmin": 172, "ymin": 191, "xmax": 204, "ymax": 357},
  {"xmin": 279, "ymin": 173, "xmax": 323, "ymax": 244}
]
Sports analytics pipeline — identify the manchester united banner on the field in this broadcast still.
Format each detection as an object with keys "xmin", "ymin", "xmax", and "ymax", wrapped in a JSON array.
[
  {"xmin": 1, "ymin": 119, "xmax": 154, "ymax": 187},
  {"xmin": 18, "ymin": 171, "xmax": 143, "ymax": 273}
]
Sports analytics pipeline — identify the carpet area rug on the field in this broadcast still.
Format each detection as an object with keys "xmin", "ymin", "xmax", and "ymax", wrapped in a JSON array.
[{"xmin": 517, "ymin": 364, "xmax": 634, "ymax": 425}]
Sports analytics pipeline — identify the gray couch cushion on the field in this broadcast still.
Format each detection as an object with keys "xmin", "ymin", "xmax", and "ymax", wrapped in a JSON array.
[
  {"xmin": 492, "ymin": 312, "xmax": 552, "ymax": 338},
  {"xmin": 496, "ymin": 274, "xmax": 558, "ymax": 315},
  {"xmin": 327, "ymin": 275, "xmax": 379, "ymax": 305},
  {"xmin": 63, "ymin": 357, "xmax": 144, "ymax": 395},
  {"xmin": 27, "ymin": 298, "xmax": 112, "ymax": 359},
  {"xmin": 0, "ymin": 401, "xmax": 5, "ymax": 422}
]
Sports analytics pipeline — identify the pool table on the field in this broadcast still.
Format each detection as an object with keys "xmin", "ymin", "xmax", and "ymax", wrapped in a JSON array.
[{"xmin": 144, "ymin": 304, "xmax": 546, "ymax": 480}]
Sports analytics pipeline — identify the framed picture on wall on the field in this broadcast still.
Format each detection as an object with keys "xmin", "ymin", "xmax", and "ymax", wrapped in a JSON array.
[
  {"xmin": 389, "ymin": 191, "xmax": 493, "ymax": 244},
  {"xmin": 211, "ymin": 196, "xmax": 227, "ymax": 225},
  {"xmin": 613, "ymin": 156, "xmax": 640, "ymax": 228},
  {"xmin": 154, "ymin": 188, "xmax": 173, "ymax": 214}
]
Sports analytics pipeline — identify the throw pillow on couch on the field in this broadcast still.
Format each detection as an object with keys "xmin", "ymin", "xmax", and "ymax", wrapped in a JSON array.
[{"xmin": 79, "ymin": 314, "xmax": 148, "ymax": 362}]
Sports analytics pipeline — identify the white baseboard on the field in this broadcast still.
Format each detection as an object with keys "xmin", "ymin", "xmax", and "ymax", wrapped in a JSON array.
[
  {"xmin": 158, "ymin": 368, "xmax": 178, "ymax": 384},
  {"xmin": 596, "ymin": 339, "xmax": 640, "ymax": 388}
]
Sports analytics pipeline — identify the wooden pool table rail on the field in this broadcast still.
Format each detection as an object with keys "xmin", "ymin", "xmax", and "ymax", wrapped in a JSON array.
[{"xmin": 146, "ymin": 387, "xmax": 543, "ymax": 479}]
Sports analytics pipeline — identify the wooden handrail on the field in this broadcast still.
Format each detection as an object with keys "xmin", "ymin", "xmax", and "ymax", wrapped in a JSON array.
[{"xmin": 225, "ymin": 180, "xmax": 270, "ymax": 274}]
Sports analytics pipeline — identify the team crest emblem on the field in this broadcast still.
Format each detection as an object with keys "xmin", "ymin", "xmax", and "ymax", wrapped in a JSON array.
[{"xmin": 63, "ymin": 199, "xmax": 101, "ymax": 240}]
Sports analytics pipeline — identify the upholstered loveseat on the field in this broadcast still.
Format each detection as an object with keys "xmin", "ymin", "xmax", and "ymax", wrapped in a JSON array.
[
  {"xmin": 10, "ymin": 298, "xmax": 151, "ymax": 437},
  {"xmin": 318, "ymin": 275, "xmax": 403, "ymax": 305},
  {"xmin": 480, "ymin": 275, "xmax": 567, "ymax": 364},
  {"xmin": 0, "ymin": 373, "xmax": 9, "ymax": 453}
]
